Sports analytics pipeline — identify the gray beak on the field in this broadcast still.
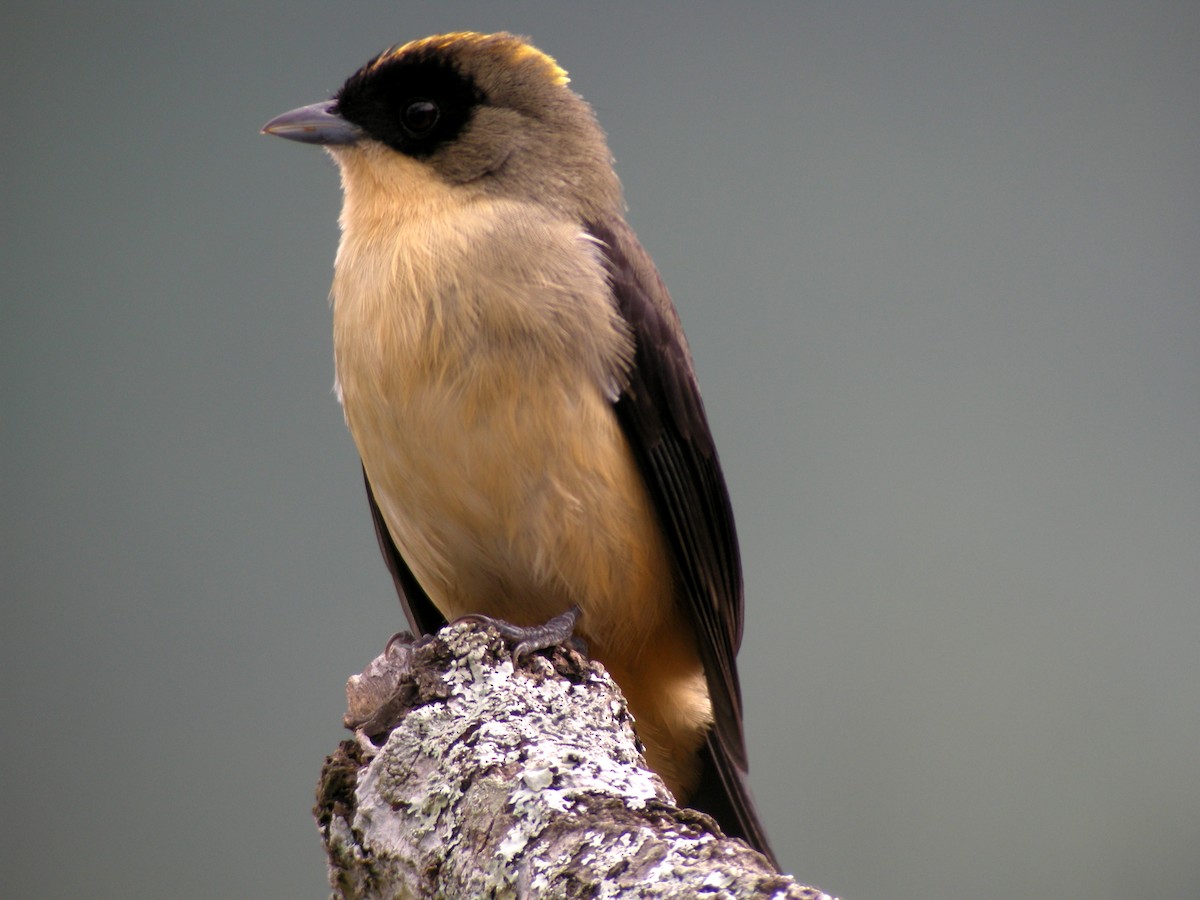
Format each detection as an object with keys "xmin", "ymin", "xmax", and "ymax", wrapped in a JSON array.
[{"xmin": 261, "ymin": 101, "xmax": 363, "ymax": 146}]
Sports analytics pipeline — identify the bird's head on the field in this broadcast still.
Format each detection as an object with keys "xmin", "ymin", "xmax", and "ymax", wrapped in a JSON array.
[{"xmin": 263, "ymin": 32, "xmax": 623, "ymax": 220}]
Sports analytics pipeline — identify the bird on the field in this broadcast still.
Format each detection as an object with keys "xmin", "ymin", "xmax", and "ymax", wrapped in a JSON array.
[{"xmin": 263, "ymin": 31, "xmax": 775, "ymax": 865}]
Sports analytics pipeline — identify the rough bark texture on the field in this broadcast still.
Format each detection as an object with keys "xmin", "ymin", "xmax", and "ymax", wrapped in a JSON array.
[{"xmin": 315, "ymin": 622, "xmax": 835, "ymax": 899}]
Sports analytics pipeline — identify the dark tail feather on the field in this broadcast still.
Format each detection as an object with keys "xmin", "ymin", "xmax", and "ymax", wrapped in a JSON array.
[{"xmin": 689, "ymin": 732, "xmax": 778, "ymax": 869}]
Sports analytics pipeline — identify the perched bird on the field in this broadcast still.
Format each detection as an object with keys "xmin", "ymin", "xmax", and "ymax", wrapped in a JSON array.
[{"xmin": 264, "ymin": 31, "xmax": 775, "ymax": 864}]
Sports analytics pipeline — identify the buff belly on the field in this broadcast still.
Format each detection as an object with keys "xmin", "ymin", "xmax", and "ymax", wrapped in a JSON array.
[{"xmin": 330, "ymin": 186, "xmax": 712, "ymax": 796}]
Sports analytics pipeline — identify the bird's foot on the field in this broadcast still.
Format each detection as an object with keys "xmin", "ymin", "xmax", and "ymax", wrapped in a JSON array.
[{"xmin": 453, "ymin": 604, "xmax": 585, "ymax": 664}]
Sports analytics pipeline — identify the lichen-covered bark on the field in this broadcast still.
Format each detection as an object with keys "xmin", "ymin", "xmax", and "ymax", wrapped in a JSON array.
[{"xmin": 315, "ymin": 623, "xmax": 835, "ymax": 899}]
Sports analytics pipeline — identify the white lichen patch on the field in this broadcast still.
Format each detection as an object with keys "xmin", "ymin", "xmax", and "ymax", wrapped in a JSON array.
[{"xmin": 336, "ymin": 625, "xmax": 833, "ymax": 899}]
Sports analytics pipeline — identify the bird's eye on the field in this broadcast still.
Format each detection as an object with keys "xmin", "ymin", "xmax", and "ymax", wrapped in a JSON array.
[{"xmin": 400, "ymin": 99, "xmax": 439, "ymax": 136}]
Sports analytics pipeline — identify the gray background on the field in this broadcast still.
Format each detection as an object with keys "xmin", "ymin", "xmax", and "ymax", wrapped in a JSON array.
[{"xmin": 4, "ymin": 2, "xmax": 1197, "ymax": 898}]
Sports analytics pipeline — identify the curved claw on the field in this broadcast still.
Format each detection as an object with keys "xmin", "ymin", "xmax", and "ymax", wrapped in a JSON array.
[
  {"xmin": 384, "ymin": 630, "xmax": 415, "ymax": 656},
  {"xmin": 454, "ymin": 605, "xmax": 582, "ymax": 664}
]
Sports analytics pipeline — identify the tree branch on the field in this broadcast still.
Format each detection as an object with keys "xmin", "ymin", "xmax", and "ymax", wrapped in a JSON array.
[{"xmin": 314, "ymin": 622, "xmax": 835, "ymax": 899}]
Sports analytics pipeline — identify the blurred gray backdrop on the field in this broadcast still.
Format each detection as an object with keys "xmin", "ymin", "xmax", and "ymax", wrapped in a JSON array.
[{"xmin": 4, "ymin": 2, "xmax": 1197, "ymax": 898}]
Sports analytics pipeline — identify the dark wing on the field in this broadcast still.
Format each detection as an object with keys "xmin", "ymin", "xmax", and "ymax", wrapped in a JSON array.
[
  {"xmin": 587, "ymin": 217, "xmax": 776, "ymax": 865},
  {"xmin": 362, "ymin": 465, "xmax": 445, "ymax": 637}
]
